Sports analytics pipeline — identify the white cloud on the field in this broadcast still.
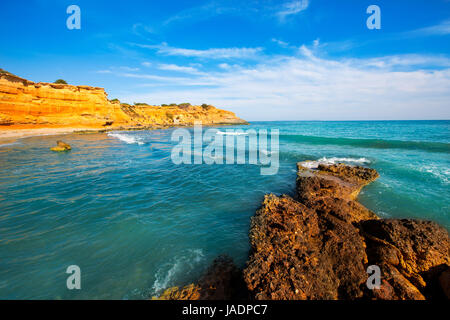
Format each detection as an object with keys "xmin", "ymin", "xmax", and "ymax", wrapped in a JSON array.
[
  {"xmin": 118, "ymin": 48, "xmax": 450, "ymax": 120},
  {"xmin": 119, "ymin": 66, "xmax": 140, "ymax": 71},
  {"xmin": 277, "ymin": 0, "xmax": 309, "ymax": 20},
  {"xmin": 141, "ymin": 61, "xmax": 152, "ymax": 67},
  {"xmin": 157, "ymin": 63, "xmax": 205, "ymax": 75},
  {"xmin": 407, "ymin": 19, "xmax": 450, "ymax": 36},
  {"xmin": 313, "ymin": 38, "xmax": 320, "ymax": 47},
  {"xmin": 134, "ymin": 42, "xmax": 263, "ymax": 59},
  {"xmin": 272, "ymin": 38, "xmax": 290, "ymax": 47},
  {"xmin": 96, "ymin": 70, "xmax": 112, "ymax": 74}
]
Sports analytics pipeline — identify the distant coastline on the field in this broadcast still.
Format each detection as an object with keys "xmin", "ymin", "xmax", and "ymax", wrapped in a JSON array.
[{"xmin": 0, "ymin": 69, "xmax": 247, "ymax": 141}]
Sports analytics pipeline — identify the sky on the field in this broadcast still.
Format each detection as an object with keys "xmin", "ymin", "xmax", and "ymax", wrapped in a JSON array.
[{"xmin": 1, "ymin": 0, "xmax": 450, "ymax": 120}]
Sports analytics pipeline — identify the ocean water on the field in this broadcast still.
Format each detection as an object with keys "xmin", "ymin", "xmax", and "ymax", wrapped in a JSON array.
[{"xmin": 0, "ymin": 120, "xmax": 449, "ymax": 299}]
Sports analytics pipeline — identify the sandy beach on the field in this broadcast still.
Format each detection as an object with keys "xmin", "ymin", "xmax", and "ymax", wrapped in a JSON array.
[{"xmin": 0, "ymin": 127, "xmax": 102, "ymax": 143}]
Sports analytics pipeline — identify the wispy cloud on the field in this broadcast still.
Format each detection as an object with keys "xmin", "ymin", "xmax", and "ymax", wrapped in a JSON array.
[
  {"xmin": 133, "ymin": 42, "xmax": 263, "ymax": 59},
  {"xmin": 163, "ymin": 1, "xmax": 239, "ymax": 25},
  {"xmin": 118, "ymin": 45, "xmax": 450, "ymax": 120},
  {"xmin": 157, "ymin": 63, "xmax": 206, "ymax": 75},
  {"xmin": 96, "ymin": 70, "xmax": 112, "ymax": 74},
  {"xmin": 277, "ymin": 0, "xmax": 309, "ymax": 21},
  {"xmin": 271, "ymin": 38, "xmax": 290, "ymax": 47},
  {"xmin": 405, "ymin": 19, "xmax": 450, "ymax": 37}
]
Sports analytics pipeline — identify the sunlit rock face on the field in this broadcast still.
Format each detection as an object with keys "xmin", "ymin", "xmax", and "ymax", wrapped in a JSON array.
[
  {"xmin": 154, "ymin": 162, "xmax": 449, "ymax": 301},
  {"xmin": 243, "ymin": 163, "xmax": 449, "ymax": 300},
  {"xmin": 0, "ymin": 71, "xmax": 247, "ymax": 129}
]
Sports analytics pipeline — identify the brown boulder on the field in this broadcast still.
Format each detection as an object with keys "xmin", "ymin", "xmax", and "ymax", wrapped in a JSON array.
[
  {"xmin": 242, "ymin": 162, "xmax": 449, "ymax": 300},
  {"xmin": 359, "ymin": 219, "xmax": 450, "ymax": 299},
  {"xmin": 243, "ymin": 194, "xmax": 368, "ymax": 299},
  {"xmin": 50, "ymin": 140, "xmax": 71, "ymax": 152}
]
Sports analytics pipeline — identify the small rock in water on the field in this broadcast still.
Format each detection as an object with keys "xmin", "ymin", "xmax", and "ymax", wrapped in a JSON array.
[{"xmin": 50, "ymin": 140, "xmax": 71, "ymax": 152}]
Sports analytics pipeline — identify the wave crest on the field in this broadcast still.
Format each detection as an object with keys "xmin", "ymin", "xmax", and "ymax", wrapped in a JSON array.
[
  {"xmin": 302, "ymin": 157, "xmax": 371, "ymax": 169},
  {"xmin": 107, "ymin": 132, "xmax": 144, "ymax": 145}
]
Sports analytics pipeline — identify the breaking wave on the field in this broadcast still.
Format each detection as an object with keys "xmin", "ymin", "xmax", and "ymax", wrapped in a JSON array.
[
  {"xmin": 107, "ymin": 132, "xmax": 144, "ymax": 145},
  {"xmin": 151, "ymin": 249, "xmax": 205, "ymax": 295},
  {"xmin": 301, "ymin": 157, "xmax": 371, "ymax": 169}
]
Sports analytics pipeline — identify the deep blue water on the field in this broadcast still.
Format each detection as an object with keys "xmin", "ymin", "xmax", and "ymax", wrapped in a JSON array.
[{"xmin": 0, "ymin": 120, "xmax": 449, "ymax": 299}]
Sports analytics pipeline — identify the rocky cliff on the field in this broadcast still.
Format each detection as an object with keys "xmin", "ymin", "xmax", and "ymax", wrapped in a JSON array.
[
  {"xmin": 156, "ymin": 162, "xmax": 450, "ymax": 300},
  {"xmin": 0, "ymin": 70, "xmax": 247, "ymax": 130}
]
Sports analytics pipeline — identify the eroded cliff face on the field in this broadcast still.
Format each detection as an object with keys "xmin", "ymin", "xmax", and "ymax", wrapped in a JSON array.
[
  {"xmin": 0, "ymin": 71, "xmax": 247, "ymax": 129},
  {"xmin": 156, "ymin": 162, "xmax": 450, "ymax": 300}
]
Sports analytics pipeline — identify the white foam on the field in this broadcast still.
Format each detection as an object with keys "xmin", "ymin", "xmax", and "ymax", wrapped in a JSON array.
[
  {"xmin": 419, "ymin": 165, "xmax": 450, "ymax": 184},
  {"xmin": 107, "ymin": 132, "xmax": 144, "ymax": 145},
  {"xmin": 301, "ymin": 157, "xmax": 371, "ymax": 169},
  {"xmin": 216, "ymin": 131, "xmax": 248, "ymax": 136},
  {"xmin": 0, "ymin": 142, "xmax": 21, "ymax": 148},
  {"xmin": 318, "ymin": 157, "xmax": 371, "ymax": 165},
  {"xmin": 151, "ymin": 249, "xmax": 204, "ymax": 295},
  {"xmin": 260, "ymin": 149, "xmax": 279, "ymax": 155}
]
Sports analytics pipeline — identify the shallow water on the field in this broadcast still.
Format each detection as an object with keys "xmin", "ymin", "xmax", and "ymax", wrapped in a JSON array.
[{"xmin": 0, "ymin": 120, "xmax": 448, "ymax": 299}]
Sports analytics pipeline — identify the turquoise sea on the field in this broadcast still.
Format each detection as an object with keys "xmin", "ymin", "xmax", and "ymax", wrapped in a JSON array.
[{"xmin": 0, "ymin": 120, "xmax": 449, "ymax": 299}]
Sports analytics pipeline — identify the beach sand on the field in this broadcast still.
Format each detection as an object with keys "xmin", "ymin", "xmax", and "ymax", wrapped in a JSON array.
[{"xmin": 0, "ymin": 126, "xmax": 103, "ymax": 143}]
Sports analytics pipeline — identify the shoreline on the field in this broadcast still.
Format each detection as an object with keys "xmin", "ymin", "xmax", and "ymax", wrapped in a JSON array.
[{"xmin": 0, "ymin": 122, "xmax": 249, "ymax": 143}]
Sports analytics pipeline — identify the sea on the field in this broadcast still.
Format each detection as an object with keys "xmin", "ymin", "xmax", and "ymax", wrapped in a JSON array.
[{"xmin": 0, "ymin": 120, "xmax": 448, "ymax": 299}]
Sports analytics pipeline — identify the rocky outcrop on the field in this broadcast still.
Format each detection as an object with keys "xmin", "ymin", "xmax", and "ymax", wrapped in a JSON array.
[
  {"xmin": 0, "ymin": 70, "xmax": 247, "ymax": 130},
  {"xmin": 243, "ymin": 162, "xmax": 449, "ymax": 300},
  {"xmin": 50, "ymin": 140, "xmax": 71, "ymax": 152},
  {"xmin": 153, "ymin": 161, "xmax": 449, "ymax": 300}
]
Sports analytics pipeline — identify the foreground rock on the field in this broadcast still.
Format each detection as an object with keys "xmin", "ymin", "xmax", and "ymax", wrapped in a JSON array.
[
  {"xmin": 243, "ymin": 162, "xmax": 449, "ymax": 300},
  {"xmin": 153, "ymin": 161, "xmax": 449, "ymax": 300},
  {"xmin": 50, "ymin": 140, "xmax": 71, "ymax": 152}
]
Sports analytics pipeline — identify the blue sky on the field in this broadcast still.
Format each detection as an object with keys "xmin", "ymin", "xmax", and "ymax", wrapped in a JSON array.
[{"xmin": 1, "ymin": 0, "xmax": 450, "ymax": 120}]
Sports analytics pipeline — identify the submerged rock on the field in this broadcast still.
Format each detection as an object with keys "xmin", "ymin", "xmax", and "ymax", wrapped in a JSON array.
[{"xmin": 50, "ymin": 140, "xmax": 71, "ymax": 152}]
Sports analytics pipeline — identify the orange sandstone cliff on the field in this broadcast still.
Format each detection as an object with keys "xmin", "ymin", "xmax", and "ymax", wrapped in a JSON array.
[{"xmin": 0, "ymin": 70, "xmax": 247, "ymax": 131}]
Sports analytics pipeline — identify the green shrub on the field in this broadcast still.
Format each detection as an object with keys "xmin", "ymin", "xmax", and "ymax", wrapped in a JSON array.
[
  {"xmin": 54, "ymin": 79, "xmax": 68, "ymax": 84},
  {"xmin": 201, "ymin": 104, "xmax": 213, "ymax": 110},
  {"xmin": 178, "ymin": 103, "xmax": 191, "ymax": 109}
]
